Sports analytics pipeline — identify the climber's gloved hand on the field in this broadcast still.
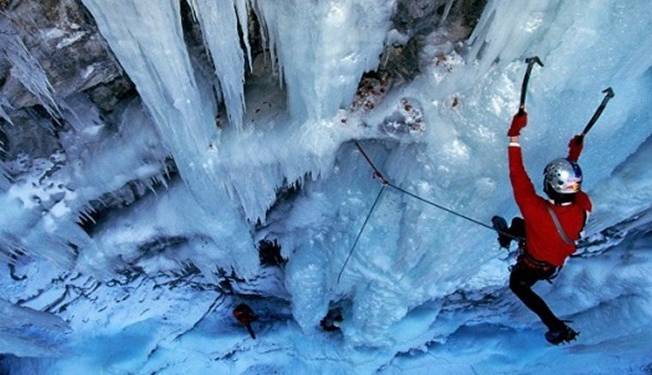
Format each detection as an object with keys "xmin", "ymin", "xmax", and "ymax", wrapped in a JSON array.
[
  {"xmin": 491, "ymin": 216, "xmax": 512, "ymax": 249},
  {"xmin": 567, "ymin": 134, "xmax": 584, "ymax": 162},
  {"xmin": 508, "ymin": 109, "xmax": 528, "ymax": 137}
]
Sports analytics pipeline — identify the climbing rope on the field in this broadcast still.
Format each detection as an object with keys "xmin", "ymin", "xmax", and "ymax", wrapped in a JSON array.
[
  {"xmin": 353, "ymin": 141, "xmax": 520, "ymax": 239},
  {"xmin": 387, "ymin": 183, "xmax": 496, "ymax": 232},
  {"xmin": 336, "ymin": 142, "xmax": 523, "ymax": 284},
  {"xmin": 337, "ymin": 184, "xmax": 386, "ymax": 284}
]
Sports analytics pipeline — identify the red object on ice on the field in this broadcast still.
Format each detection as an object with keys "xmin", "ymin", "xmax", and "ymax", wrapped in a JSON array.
[{"xmin": 233, "ymin": 303, "xmax": 257, "ymax": 339}]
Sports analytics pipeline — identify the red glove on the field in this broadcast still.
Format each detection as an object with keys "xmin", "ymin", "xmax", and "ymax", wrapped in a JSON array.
[
  {"xmin": 508, "ymin": 110, "xmax": 527, "ymax": 137},
  {"xmin": 567, "ymin": 134, "xmax": 584, "ymax": 161}
]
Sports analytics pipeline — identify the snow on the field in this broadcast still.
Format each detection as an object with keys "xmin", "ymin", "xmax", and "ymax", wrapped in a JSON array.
[
  {"xmin": 0, "ymin": 299, "xmax": 70, "ymax": 358},
  {"xmin": 1, "ymin": 0, "xmax": 652, "ymax": 373}
]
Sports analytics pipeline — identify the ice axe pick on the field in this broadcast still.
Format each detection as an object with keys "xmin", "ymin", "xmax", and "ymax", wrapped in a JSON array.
[
  {"xmin": 519, "ymin": 56, "xmax": 544, "ymax": 111},
  {"xmin": 581, "ymin": 87, "xmax": 615, "ymax": 136}
]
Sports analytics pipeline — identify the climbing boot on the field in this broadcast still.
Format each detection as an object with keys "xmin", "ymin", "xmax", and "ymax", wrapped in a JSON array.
[{"xmin": 545, "ymin": 323, "xmax": 579, "ymax": 345}]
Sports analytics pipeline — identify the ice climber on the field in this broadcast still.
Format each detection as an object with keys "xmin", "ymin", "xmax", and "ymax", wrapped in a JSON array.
[
  {"xmin": 492, "ymin": 109, "xmax": 592, "ymax": 345},
  {"xmin": 233, "ymin": 303, "xmax": 257, "ymax": 339}
]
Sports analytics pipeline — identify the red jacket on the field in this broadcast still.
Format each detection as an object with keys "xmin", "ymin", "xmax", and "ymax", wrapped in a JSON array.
[{"xmin": 508, "ymin": 143, "xmax": 592, "ymax": 266}]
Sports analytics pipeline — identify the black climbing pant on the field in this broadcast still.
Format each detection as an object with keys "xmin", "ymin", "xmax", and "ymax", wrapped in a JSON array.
[{"xmin": 509, "ymin": 260, "xmax": 564, "ymax": 331}]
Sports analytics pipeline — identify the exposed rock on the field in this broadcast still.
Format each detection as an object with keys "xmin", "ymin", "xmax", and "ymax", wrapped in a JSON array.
[
  {"xmin": 86, "ymin": 76, "xmax": 135, "ymax": 113},
  {"xmin": 379, "ymin": 37, "xmax": 422, "ymax": 82},
  {"xmin": 0, "ymin": 0, "xmax": 122, "ymax": 111},
  {"xmin": 393, "ymin": 0, "xmax": 487, "ymax": 36},
  {"xmin": 0, "ymin": 108, "xmax": 60, "ymax": 161}
]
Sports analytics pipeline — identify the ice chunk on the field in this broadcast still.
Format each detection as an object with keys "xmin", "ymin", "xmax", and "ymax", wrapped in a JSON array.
[{"xmin": 285, "ymin": 243, "xmax": 329, "ymax": 331}]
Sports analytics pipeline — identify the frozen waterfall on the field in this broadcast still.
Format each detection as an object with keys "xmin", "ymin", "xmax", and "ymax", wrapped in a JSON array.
[{"xmin": 1, "ymin": 0, "xmax": 652, "ymax": 373}]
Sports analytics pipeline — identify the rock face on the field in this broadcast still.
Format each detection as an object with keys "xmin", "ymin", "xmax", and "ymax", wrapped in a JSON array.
[{"xmin": 0, "ymin": 0, "xmax": 122, "ymax": 112}]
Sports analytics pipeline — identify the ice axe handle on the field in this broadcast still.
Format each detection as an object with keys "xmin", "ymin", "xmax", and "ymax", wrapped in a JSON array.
[
  {"xmin": 581, "ymin": 87, "xmax": 615, "ymax": 136},
  {"xmin": 520, "ymin": 56, "xmax": 544, "ymax": 109}
]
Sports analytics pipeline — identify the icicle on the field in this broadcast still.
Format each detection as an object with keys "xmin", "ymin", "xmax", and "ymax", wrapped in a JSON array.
[
  {"xmin": 7, "ymin": 245, "xmax": 21, "ymax": 259},
  {"xmin": 14, "ymin": 246, "xmax": 29, "ymax": 258},
  {"xmin": 146, "ymin": 177, "xmax": 157, "ymax": 196},
  {"xmin": 188, "ymin": 0, "xmax": 247, "ymax": 130},
  {"xmin": 83, "ymin": 0, "xmax": 226, "ymax": 216},
  {"xmin": 0, "ymin": 97, "xmax": 14, "ymax": 125},
  {"xmin": 64, "ymin": 244, "xmax": 76, "ymax": 255},
  {"xmin": 1, "ymin": 251, "xmax": 14, "ymax": 265},
  {"xmin": 250, "ymin": 1, "xmax": 276, "ymax": 76},
  {"xmin": 235, "ymin": 0, "xmax": 254, "ymax": 72},
  {"xmin": 251, "ymin": 0, "xmax": 395, "ymax": 120},
  {"xmin": 0, "ymin": 20, "xmax": 62, "ymax": 120},
  {"xmin": 78, "ymin": 209, "xmax": 95, "ymax": 225},
  {"xmin": 156, "ymin": 173, "xmax": 169, "ymax": 190},
  {"xmin": 439, "ymin": 0, "xmax": 456, "ymax": 26}
]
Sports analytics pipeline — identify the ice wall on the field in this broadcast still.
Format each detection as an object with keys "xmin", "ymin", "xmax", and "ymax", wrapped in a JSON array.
[
  {"xmin": 1, "ymin": 0, "xmax": 651, "ymax": 363},
  {"xmin": 272, "ymin": 0, "xmax": 652, "ymax": 344},
  {"xmin": 0, "ymin": 299, "xmax": 70, "ymax": 358},
  {"xmin": 589, "ymin": 133, "xmax": 652, "ymax": 233},
  {"xmin": 76, "ymin": 0, "xmax": 652, "ymax": 346}
]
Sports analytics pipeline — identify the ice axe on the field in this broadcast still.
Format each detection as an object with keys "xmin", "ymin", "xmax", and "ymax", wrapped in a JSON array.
[
  {"xmin": 580, "ymin": 87, "xmax": 615, "ymax": 136},
  {"xmin": 519, "ymin": 56, "xmax": 544, "ymax": 111}
]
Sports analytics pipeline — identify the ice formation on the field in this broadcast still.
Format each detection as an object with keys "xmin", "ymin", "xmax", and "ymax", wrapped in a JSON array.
[
  {"xmin": 188, "ymin": 0, "xmax": 248, "ymax": 130},
  {"xmin": 1, "ymin": 0, "xmax": 652, "ymax": 373},
  {"xmin": 0, "ymin": 20, "xmax": 62, "ymax": 120}
]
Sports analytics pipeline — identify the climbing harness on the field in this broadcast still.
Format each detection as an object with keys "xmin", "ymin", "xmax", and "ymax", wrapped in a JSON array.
[{"xmin": 517, "ymin": 251, "xmax": 561, "ymax": 283}]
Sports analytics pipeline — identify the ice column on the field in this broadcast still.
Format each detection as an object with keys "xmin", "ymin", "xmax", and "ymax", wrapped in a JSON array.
[
  {"xmin": 189, "ymin": 0, "xmax": 247, "ymax": 130},
  {"xmin": 253, "ymin": 0, "xmax": 396, "ymax": 121},
  {"xmin": 82, "ymin": 0, "xmax": 223, "ymax": 211},
  {"xmin": 83, "ymin": 0, "xmax": 259, "ymax": 277}
]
